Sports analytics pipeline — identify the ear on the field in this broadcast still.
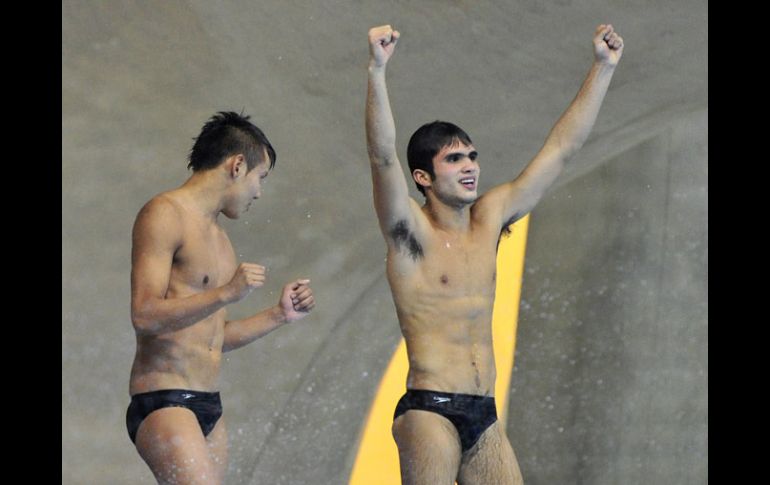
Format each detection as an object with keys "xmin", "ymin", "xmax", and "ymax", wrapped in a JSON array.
[
  {"xmin": 412, "ymin": 169, "xmax": 432, "ymax": 191},
  {"xmin": 228, "ymin": 154, "xmax": 247, "ymax": 179}
]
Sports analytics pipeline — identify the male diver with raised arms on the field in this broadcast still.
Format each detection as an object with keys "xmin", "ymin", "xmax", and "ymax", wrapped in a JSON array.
[{"xmin": 366, "ymin": 24, "xmax": 623, "ymax": 484}]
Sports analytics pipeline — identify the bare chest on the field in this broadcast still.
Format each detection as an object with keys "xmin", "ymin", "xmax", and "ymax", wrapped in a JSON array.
[
  {"xmin": 171, "ymin": 223, "xmax": 237, "ymax": 292},
  {"xmin": 422, "ymin": 236, "xmax": 498, "ymax": 292},
  {"xmin": 389, "ymin": 226, "xmax": 500, "ymax": 298}
]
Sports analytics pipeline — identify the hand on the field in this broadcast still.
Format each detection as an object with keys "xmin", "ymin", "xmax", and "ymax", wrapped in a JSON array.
[
  {"xmin": 226, "ymin": 262, "xmax": 267, "ymax": 301},
  {"xmin": 593, "ymin": 24, "xmax": 624, "ymax": 67},
  {"xmin": 278, "ymin": 279, "xmax": 315, "ymax": 322},
  {"xmin": 369, "ymin": 25, "xmax": 400, "ymax": 68}
]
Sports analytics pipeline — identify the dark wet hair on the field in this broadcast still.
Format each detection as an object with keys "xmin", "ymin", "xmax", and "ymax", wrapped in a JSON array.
[
  {"xmin": 406, "ymin": 120, "xmax": 473, "ymax": 196},
  {"xmin": 188, "ymin": 111, "xmax": 276, "ymax": 172}
]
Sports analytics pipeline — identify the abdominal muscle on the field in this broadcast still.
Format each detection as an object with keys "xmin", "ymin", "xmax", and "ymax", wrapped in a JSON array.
[
  {"xmin": 129, "ymin": 297, "xmax": 226, "ymax": 395},
  {"xmin": 395, "ymin": 292, "xmax": 497, "ymax": 396}
]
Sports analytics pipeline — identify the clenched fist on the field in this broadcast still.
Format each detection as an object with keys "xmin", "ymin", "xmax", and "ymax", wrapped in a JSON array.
[
  {"xmin": 593, "ymin": 24, "xmax": 624, "ymax": 66},
  {"xmin": 226, "ymin": 262, "xmax": 267, "ymax": 301},
  {"xmin": 369, "ymin": 24, "xmax": 400, "ymax": 69},
  {"xmin": 278, "ymin": 279, "xmax": 316, "ymax": 322}
]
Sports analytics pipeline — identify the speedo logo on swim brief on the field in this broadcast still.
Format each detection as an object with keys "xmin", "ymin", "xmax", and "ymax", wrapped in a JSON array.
[
  {"xmin": 433, "ymin": 396, "xmax": 451, "ymax": 403},
  {"xmin": 182, "ymin": 393, "xmax": 195, "ymax": 399}
]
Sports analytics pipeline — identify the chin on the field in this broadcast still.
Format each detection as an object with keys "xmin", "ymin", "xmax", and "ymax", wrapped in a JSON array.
[
  {"xmin": 435, "ymin": 188, "xmax": 477, "ymax": 208},
  {"xmin": 460, "ymin": 191, "xmax": 478, "ymax": 204},
  {"xmin": 445, "ymin": 195, "xmax": 475, "ymax": 209}
]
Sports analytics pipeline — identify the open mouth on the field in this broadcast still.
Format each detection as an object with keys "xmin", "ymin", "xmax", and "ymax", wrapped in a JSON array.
[{"xmin": 459, "ymin": 177, "xmax": 476, "ymax": 190}]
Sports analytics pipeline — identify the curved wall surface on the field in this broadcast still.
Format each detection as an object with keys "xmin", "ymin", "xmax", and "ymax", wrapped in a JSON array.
[{"xmin": 62, "ymin": 2, "xmax": 707, "ymax": 483}]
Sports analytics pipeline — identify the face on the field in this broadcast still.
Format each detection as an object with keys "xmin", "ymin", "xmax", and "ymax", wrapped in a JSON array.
[
  {"xmin": 422, "ymin": 141, "xmax": 480, "ymax": 207},
  {"xmin": 223, "ymin": 152, "xmax": 270, "ymax": 219}
]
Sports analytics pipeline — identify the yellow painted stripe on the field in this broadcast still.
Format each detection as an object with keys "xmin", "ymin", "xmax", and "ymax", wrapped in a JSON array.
[
  {"xmin": 491, "ymin": 215, "xmax": 528, "ymax": 425},
  {"xmin": 349, "ymin": 216, "xmax": 530, "ymax": 484}
]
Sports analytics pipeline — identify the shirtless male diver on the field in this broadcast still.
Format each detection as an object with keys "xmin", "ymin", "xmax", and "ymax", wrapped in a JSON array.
[
  {"xmin": 127, "ymin": 111, "xmax": 315, "ymax": 485},
  {"xmin": 366, "ymin": 24, "xmax": 623, "ymax": 485}
]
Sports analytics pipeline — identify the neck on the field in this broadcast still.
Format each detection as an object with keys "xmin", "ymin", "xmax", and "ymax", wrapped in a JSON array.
[
  {"xmin": 178, "ymin": 171, "xmax": 228, "ymax": 222},
  {"xmin": 422, "ymin": 196, "xmax": 472, "ymax": 233}
]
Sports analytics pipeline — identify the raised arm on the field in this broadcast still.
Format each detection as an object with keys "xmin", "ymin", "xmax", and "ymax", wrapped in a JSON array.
[
  {"xmin": 366, "ymin": 25, "xmax": 419, "ymax": 238},
  {"xmin": 130, "ymin": 197, "xmax": 265, "ymax": 336},
  {"xmin": 479, "ymin": 24, "xmax": 625, "ymax": 228}
]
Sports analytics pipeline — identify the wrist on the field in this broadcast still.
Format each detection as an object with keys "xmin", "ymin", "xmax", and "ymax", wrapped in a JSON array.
[
  {"xmin": 593, "ymin": 59, "xmax": 618, "ymax": 71},
  {"xmin": 368, "ymin": 62, "xmax": 387, "ymax": 74},
  {"xmin": 219, "ymin": 284, "xmax": 237, "ymax": 304},
  {"xmin": 272, "ymin": 305, "xmax": 289, "ymax": 325}
]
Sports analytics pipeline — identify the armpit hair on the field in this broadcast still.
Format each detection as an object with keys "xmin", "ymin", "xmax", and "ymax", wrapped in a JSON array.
[
  {"xmin": 499, "ymin": 213, "xmax": 520, "ymax": 243},
  {"xmin": 390, "ymin": 220, "xmax": 424, "ymax": 260}
]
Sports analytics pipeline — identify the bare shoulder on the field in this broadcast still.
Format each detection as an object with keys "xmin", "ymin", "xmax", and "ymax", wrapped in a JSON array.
[
  {"xmin": 132, "ymin": 193, "xmax": 185, "ymax": 246},
  {"xmin": 471, "ymin": 186, "xmax": 516, "ymax": 230},
  {"xmin": 136, "ymin": 192, "xmax": 184, "ymax": 222}
]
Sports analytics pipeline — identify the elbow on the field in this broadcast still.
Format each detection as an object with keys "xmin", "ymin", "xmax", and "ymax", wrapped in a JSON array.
[
  {"xmin": 221, "ymin": 329, "xmax": 239, "ymax": 354},
  {"xmin": 131, "ymin": 314, "xmax": 152, "ymax": 336},
  {"xmin": 366, "ymin": 141, "xmax": 396, "ymax": 164},
  {"xmin": 561, "ymin": 144, "xmax": 581, "ymax": 162},
  {"xmin": 368, "ymin": 150, "xmax": 397, "ymax": 168},
  {"xmin": 547, "ymin": 129, "xmax": 581, "ymax": 162},
  {"xmin": 131, "ymin": 306, "xmax": 160, "ymax": 336}
]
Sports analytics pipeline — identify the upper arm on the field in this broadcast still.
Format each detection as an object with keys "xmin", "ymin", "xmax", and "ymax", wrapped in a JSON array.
[
  {"xmin": 130, "ymin": 197, "xmax": 183, "ymax": 322},
  {"xmin": 369, "ymin": 155, "xmax": 424, "ymax": 247},
  {"xmin": 475, "ymin": 144, "xmax": 566, "ymax": 231}
]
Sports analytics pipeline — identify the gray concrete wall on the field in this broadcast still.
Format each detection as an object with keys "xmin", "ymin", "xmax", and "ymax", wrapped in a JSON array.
[
  {"xmin": 62, "ymin": 1, "xmax": 707, "ymax": 483},
  {"xmin": 508, "ymin": 109, "xmax": 707, "ymax": 484}
]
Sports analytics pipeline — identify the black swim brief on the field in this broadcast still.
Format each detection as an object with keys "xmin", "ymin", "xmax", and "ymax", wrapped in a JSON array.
[
  {"xmin": 394, "ymin": 389, "xmax": 498, "ymax": 452},
  {"xmin": 126, "ymin": 389, "xmax": 223, "ymax": 444}
]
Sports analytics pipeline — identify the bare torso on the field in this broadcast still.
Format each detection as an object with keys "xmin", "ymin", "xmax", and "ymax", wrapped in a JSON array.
[
  {"xmin": 129, "ymin": 191, "xmax": 237, "ymax": 395},
  {"xmin": 387, "ymin": 205, "xmax": 502, "ymax": 396}
]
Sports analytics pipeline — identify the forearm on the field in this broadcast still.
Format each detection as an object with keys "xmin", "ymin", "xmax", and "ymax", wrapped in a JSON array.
[
  {"xmin": 544, "ymin": 61, "xmax": 617, "ymax": 159},
  {"xmin": 366, "ymin": 65, "xmax": 398, "ymax": 165},
  {"xmin": 132, "ymin": 285, "xmax": 234, "ymax": 336},
  {"xmin": 222, "ymin": 306, "xmax": 287, "ymax": 352}
]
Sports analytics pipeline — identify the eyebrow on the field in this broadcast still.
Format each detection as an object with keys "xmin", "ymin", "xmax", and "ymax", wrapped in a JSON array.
[{"xmin": 443, "ymin": 150, "xmax": 478, "ymax": 161}]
